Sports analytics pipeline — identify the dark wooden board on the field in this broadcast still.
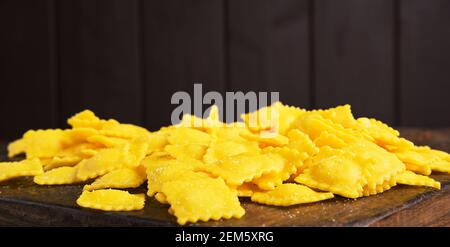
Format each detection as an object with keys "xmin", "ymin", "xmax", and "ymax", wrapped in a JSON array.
[
  {"xmin": 0, "ymin": 128, "xmax": 449, "ymax": 226},
  {"xmin": 370, "ymin": 184, "xmax": 450, "ymax": 227}
]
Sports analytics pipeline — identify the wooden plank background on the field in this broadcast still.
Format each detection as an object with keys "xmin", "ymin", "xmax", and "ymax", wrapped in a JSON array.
[
  {"xmin": 0, "ymin": 0, "xmax": 57, "ymax": 137},
  {"xmin": 57, "ymin": 0, "xmax": 143, "ymax": 126},
  {"xmin": 399, "ymin": 0, "xmax": 450, "ymax": 127},
  {"xmin": 142, "ymin": 0, "xmax": 225, "ymax": 130},
  {"xmin": 314, "ymin": 0, "xmax": 395, "ymax": 125},
  {"xmin": 227, "ymin": 0, "xmax": 310, "ymax": 114},
  {"xmin": 0, "ymin": 0, "xmax": 449, "ymax": 140}
]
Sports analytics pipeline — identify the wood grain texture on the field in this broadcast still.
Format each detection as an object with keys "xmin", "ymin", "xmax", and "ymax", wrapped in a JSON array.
[
  {"xmin": 314, "ymin": 0, "xmax": 395, "ymax": 124},
  {"xmin": 227, "ymin": 0, "xmax": 310, "ymax": 110},
  {"xmin": 57, "ymin": 0, "xmax": 143, "ymax": 126},
  {"xmin": 0, "ymin": 0, "xmax": 57, "ymax": 141},
  {"xmin": 142, "ymin": 0, "xmax": 225, "ymax": 130},
  {"xmin": 0, "ymin": 128, "xmax": 449, "ymax": 226},
  {"xmin": 370, "ymin": 184, "xmax": 450, "ymax": 226},
  {"xmin": 400, "ymin": 0, "xmax": 450, "ymax": 127}
]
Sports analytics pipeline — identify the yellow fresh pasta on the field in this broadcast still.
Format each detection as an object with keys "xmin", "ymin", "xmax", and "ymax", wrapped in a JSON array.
[
  {"xmin": 83, "ymin": 166, "xmax": 147, "ymax": 191},
  {"xmin": 199, "ymin": 153, "xmax": 285, "ymax": 186},
  {"xmin": 396, "ymin": 170, "xmax": 441, "ymax": 189},
  {"xmin": 0, "ymin": 158, "xmax": 43, "ymax": 182},
  {"xmin": 34, "ymin": 166, "xmax": 81, "ymax": 185},
  {"xmin": 2, "ymin": 102, "xmax": 448, "ymax": 225},
  {"xmin": 251, "ymin": 183, "xmax": 334, "ymax": 206},
  {"xmin": 77, "ymin": 189, "xmax": 145, "ymax": 211},
  {"xmin": 161, "ymin": 177, "xmax": 245, "ymax": 225}
]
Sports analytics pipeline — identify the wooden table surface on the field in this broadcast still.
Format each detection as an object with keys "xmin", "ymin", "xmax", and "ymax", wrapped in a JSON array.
[{"xmin": 0, "ymin": 128, "xmax": 449, "ymax": 226}]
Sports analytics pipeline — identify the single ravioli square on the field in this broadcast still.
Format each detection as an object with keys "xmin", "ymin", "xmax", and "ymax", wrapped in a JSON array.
[
  {"xmin": 161, "ymin": 177, "xmax": 245, "ymax": 225},
  {"xmin": 77, "ymin": 189, "xmax": 145, "ymax": 211},
  {"xmin": 34, "ymin": 166, "xmax": 81, "ymax": 185},
  {"xmin": 0, "ymin": 158, "xmax": 43, "ymax": 182},
  {"xmin": 251, "ymin": 183, "xmax": 334, "ymax": 206},
  {"xmin": 396, "ymin": 170, "xmax": 441, "ymax": 189},
  {"xmin": 295, "ymin": 147, "xmax": 366, "ymax": 198},
  {"xmin": 83, "ymin": 166, "xmax": 146, "ymax": 191}
]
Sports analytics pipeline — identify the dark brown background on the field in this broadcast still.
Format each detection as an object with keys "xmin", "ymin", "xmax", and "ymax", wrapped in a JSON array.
[{"xmin": 1, "ymin": 0, "xmax": 449, "ymax": 140}]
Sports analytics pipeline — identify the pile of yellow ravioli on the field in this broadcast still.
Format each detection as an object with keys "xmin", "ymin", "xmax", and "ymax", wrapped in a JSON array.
[{"xmin": 1, "ymin": 102, "xmax": 449, "ymax": 225}]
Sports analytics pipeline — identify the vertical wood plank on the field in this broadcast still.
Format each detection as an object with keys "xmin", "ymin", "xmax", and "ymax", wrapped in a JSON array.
[
  {"xmin": 400, "ymin": 0, "xmax": 450, "ymax": 127},
  {"xmin": 227, "ymin": 0, "xmax": 310, "ymax": 111},
  {"xmin": 58, "ymin": 0, "xmax": 142, "ymax": 126},
  {"xmin": 314, "ymin": 0, "xmax": 395, "ymax": 124},
  {"xmin": 0, "ymin": 0, "xmax": 57, "ymax": 140},
  {"xmin": 142, "ymin": 0, "xmax": 225, "ymax": 130}
]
